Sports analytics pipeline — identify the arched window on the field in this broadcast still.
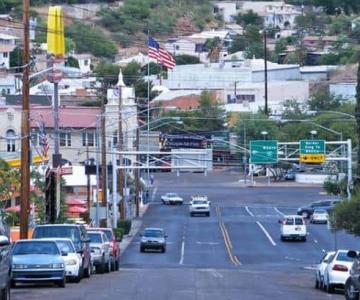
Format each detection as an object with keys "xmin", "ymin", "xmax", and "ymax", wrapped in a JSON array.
[{"xmin": 6, "ymin": 129, "xmax": 16, "ymax": 152}]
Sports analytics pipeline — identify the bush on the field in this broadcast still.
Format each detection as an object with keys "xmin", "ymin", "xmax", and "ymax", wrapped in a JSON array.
[
  {"xmin": 113, "ymin": 227, "xmax": 125, "ymax": 241},
  {"xmin": 117, "ymin": 219, "xmax": 132, "ymax": 235},
  {"xmin": 323, "ymin": 179, "xmax": 346, "ymax": 196}
]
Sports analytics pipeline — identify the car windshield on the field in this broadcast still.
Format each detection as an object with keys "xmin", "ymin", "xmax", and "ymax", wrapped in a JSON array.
[
  {"xmin": 144, "ymin": 229, "xmax": 163, "ymax": 238},
  {"xmin": 193, "ymin": 200, "xmax": 207, "ymax": 205},
  {"xmin": 88, "ymin": 233, "xmax": 102, "ymax": 243},
  {"xmin": 284, "ymin": 218, "xmax": 294, "ymax": 225},
  {"xmin": 167, "ymin": 193, "xmax": 178, "ymax": 197},
  {"xmin": 33, "ymin": 226, "xmax": 81, "ymax": 244},
  {"xmin": 295, "ymin": 218, "xmax": 304, "ymax": 225},
  {"xmin": 336, "ymin": 252, "xmax": 356, "ymax": 262},
  {"xmin": 314, "ymin": 209, "xmax": 327, "ymax": 214},
  {"xmin": 102, "ymin": 230, "xmax": 112, "ymax": 241},
  {"xmin": 56, "ymin": 240, "xmax": 75, "ymax": 253},
  {"xmin": 13, "ymin": 241, "xmax": 60, "ymax": 255}
]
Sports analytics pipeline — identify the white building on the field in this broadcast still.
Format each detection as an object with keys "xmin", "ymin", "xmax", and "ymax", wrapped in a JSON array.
[
  {"xmin": 116, "ymin": 52, "xmax": 156, "ymax": 67},
  {"xmin": 238, "ymin": 1, "xmax": 301, "ymax": 29},
  {"xmin": 329, "ymin": 83, "xmax": 356, "ymax": 102},
  {"xmin": 0, "ymin": 73, "xmax": 20, "ymax": 95},
  {"xmin": 0, "ymin": 33, "xmax": 17, "ymax": 69},
  {"xmin": 213, "ymin": 2, "xmax": 238, "ymax": 23},
  {"xmin": 72, "ymin": 53, "xmax": 92, "ymax": 74}
]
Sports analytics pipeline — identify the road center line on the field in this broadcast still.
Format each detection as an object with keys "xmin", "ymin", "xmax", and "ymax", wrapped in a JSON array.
[
  {"xmin": 245, "ymin": 206, "xmax": 254, "ymax": 217},
  {"xmin": 179, "ymin": 240, "xmax": 185, "ymax": 265},
  {"xmin": 273, "ymin": 207, "xmax": 284, "ymax": 216},
  {"xmin": 256, "ymin": 221, "xmax": 277, "ymax": 246}
]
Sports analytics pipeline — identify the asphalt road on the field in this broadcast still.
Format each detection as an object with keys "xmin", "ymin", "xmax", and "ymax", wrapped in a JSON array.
[{"xmin": 12, "ymin": 171, "xmax": 358, "ymax": 300}]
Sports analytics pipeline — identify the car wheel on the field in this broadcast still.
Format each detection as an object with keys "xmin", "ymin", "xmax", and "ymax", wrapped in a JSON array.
[
  {"xmin": 280, "ymin": 236, "xmax": 285, "ymax": 241},
  {"xmin": 315, "ymin": 278, "xmax": 319, "ymax": 289},
  {"xmin": 1, "ymin": 282, "xmax": 10, "ymax": 300},
  {"xmin": 9, "ymin": 281, "xmax": 15, "ymax": 289},
  {"xmin": 190, "ymin": 213, "xmax": 194, "ymax": 217},
  {"xmin": 161, "ymin": 247, "xmax": 166, "ymax": 253},
  {"xmin": 206, "ymin": 212, "xmax": 210, "ymax": 217},
  {"xmin": 111, "ymin": 258, "xmax": 116, "ymax": 272},
  {"xmin": 140, "ymin": 246, "xmax": 145, "ymax": 253},
  {"xmin": 345, "ymin": 279, "xmax": 359, "ymax": 300},
  {"xmin": 74, "ymin": 273, "xmax": 81, "ymax": 283},
  {"xmin": 57, "ymin": 277, "xmax": 66, "ymax": 288},
  {"xmin": 302, "ymin": 237, "xmax": 306, "ymax": 242},
  {"xmin": 326, "ymin": 280, "xmax": 334, "ymax": 294}
]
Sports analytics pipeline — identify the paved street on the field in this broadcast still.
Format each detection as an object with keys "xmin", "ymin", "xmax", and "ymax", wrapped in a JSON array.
[{"xmin": 13, "ymin": 171, "xmax": 358, "ymax": 299}]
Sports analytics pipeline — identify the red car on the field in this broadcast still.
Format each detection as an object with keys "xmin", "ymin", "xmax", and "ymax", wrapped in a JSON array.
[{"xmin": 89, "ymin": 228, "xmax": 121, "ymax": 271}]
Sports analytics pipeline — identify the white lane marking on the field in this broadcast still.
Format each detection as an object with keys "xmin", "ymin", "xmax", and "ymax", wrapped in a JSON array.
[
  {"xmin": 314, "ymin": 239, "xmax": 318, "ymax": 244},
  {"xmin": 151, "ymin": 187, "xmax": 158, "ymax": 202},
  {"xmin": 245, "ymin": 206, "xmax": 254, "ymax": 217},
  {"xmin": 210, "ymin": 269, "xmax": 223, "ymax": 278},
  {"xmin": 196, "ymin": 242, "xmax": 219, "ymax": 245},
  {"xmin": 179, "ymin": 240, "xmax": 185, "ymax": 265},
  {"xmin": 274, "ymin": 207, "xmax": 284, "ymax": 216},
  {"xmin": 256, "ymin": 221, "xmax": 277, "ymax": 246}
]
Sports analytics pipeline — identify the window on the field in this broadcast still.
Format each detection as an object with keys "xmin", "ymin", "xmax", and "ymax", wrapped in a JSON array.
[
  {"xmin": 236, "ymin": 95, "xmax": 255, "ymax": 103},
  {"xmin": 60, "ymin": 132, "xmax": 71, "ymax": 147},
  {"xmin": 6, "ymin": 129, "xmax": 16, "ymax": 152},
  {"xmin": 3, "ymin": 52, "xmax": 8, "ymax": 58},
  {"xmin": 82, "ymin": 131, "xmax": 95, "ymax": 147},
  {"xmin": 84, "ymin": 59, "xmax": 88, "ymax": 66}
]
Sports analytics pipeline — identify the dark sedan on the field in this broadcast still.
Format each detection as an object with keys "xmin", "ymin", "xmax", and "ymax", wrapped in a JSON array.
[{"xmin": 297, "ymin": 199, "xmax": 341, "ymax": 218}]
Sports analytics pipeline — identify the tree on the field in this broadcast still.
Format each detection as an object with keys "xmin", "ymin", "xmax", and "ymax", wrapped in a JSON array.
[
  {"xmin": 66, "ymin": 22, "xmax": 117, "ymax": 58},
  {"xmin": 308, "ymin": 90, "xmax": 344, "ymax": 111},
  {"xmin": 93, "ymin": 61, "xmax": 120, "ymax": 86},
  {"xmin": 206, "ymin": 37, "xmax": 222, "ymax": 63},
  {"xmin": 66, "ymin": 56, "xmax": 80, "ymax": 69},
  {"xmin": 228, "ymin": 34, "xmax": 247, "ymax": 54},
  {"xmin": 234, "ymin": 10, "xmax": 263, "ymax": 28},
  {"xmin": 356, "ymin": 63, "xmax": 360, "ymax": 184},
  {"xmin": 10, "ymin": 47, "xmax": 23, "ymax": 69},
  {"xmin": 122, "ymin": 61, "xmax": 141, "ymax": 86},
  {"xmin": 0, "ymin": 159, "xmax": 20, "ymax": 202}
]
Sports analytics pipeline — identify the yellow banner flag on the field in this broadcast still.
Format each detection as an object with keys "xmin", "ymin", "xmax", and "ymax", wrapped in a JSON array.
[{"xmin": 47, "ymin": 6, "xmax": 65, "ymax": 57}]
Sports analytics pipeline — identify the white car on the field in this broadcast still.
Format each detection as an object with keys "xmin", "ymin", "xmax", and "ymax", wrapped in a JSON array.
[
  {"xmin": 42, "ymin": 238, "xmax": 82, "ymax": 283},
  {"xmin": 279, "ymin": 215, "xmax": 307, "ymax": 241},
  {"xmin": 310, "ymin": 209, "xmax": 329, "ymax": 224},
  {"xmin": 87, "ymin": 231, "xmax": 111, "ymax": 274},
  {"xmin": 315, "ymin": 251, "xmax": 335, "ymax": 290},
  {"xmin": 161, "ymin": 193, "xmax": 183, "ymax": 205},
  {"xmin": 323, "ymin": 250, "xmax": 357, "ymax": 293},
  {"xmin": 189, "ymin": 196, "xmax": 210, "ymax": 217}
]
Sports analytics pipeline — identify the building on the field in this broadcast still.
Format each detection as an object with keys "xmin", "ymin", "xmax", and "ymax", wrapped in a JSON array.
[
  {"xmin": 329, "ymin": 83, "xmax": 356, "ymax": 102},
  {"xmin": 213, "ymin": 2, "xmax": 238, "ymax": 23},
  {"xmin": 152, "ymin": 89, "xmax": 223, "ymax": 111},
  {"xmin": 116, "ymin": 52, "xmax": 156, "ymax": 68},
  {"xmin": 0, "ymin": 33, "xmax": 17, "ymax": 69},
  {"xmin": 0, "ymin": 72, "xmax": 20, "ymax": 95},
  {"xmin": 165, "ymin": 58, "xmax": 301, "ymax": 89},
  {"xmin": 71, "ymin": 53, "xmax": 93, "ymax": 74},
  {"xmin": 302, "ymin": 36, "xmax": 338, "ymax": 51},
  {"xmin": 237, "ymin": 1, "xmax": 301, "ymax": 29}
]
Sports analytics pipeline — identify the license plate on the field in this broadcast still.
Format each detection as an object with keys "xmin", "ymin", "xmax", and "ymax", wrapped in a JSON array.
[{"xmin": 295, "ymin": 227, "xmax": 300, "ymax": 231}]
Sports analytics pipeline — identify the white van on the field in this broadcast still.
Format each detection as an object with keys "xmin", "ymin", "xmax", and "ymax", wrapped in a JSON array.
[{"xmin": 279, "ymin": 215, "xmax": 307, "ymax": 241}]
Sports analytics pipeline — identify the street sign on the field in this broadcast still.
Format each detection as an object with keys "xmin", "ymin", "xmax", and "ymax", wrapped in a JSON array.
[
  {"xmin": 250, "ymin": 140, "xmax": 278, "ymax": 164},
  {"xmin": 299, "ymin": 140, "xmax": 326, "ymax": 163}
]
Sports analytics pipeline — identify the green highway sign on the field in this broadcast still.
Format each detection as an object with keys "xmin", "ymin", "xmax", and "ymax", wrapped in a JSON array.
[
  {"xmin": 300, "ymin": 140, "xmax": 325, "ymax": 155},
  {"xmin": 250, "ymin": 140, "xmax": 278, "ymax": 164},
  {"xmin": 299, "ymin": 140, "xmax": 326, "ymax": 163}
]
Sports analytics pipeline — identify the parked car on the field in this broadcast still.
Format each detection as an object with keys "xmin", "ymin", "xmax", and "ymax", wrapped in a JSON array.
[
  {"xmin": 87, "ymin": 231, "xmax": 111, "ymax": 274},
  {"xmin": 323, "ymin": 249, "xmax": 357, "ymax": 293},
  {"xmin": 43, "ymin": 238, "xmax": 82, "ymax": 283},
  {"xmin": 344, "ymin": 250, "xmax": 360, "ymax": 300},
  {"xmin": 189, "ymin": 195, "xmax": 211, "ymax": 217},
  {"xmin": 315, "ymin": 251, "xmax": 335, "ymax": 290},
  {"xmin": 310, "ymin": 209, "xmax": 329, "ymax": 224},
  {"xmin": 88, "ymin": 228, "xmax": 121, "ymax": 271},
  {"xmin": 140, "ymin": 228, "xmax": 167, "ymax": 253},
  {"xmin": 32, "ymin": 224, "xmax": 92, "ymax": 279},
  {"xmin": 279, "ymin": 215, "xmax": 307, "ymax": 241},
  {"xmin": 0, "ymin": 235, "xmax": 11, "ymax": 299},
  {"xmin": 161, "ymin": 193, "xmax": 183, "ymax": 205},
  {"xmin": 11, "ymin": 239, "xmax": 66, "ymax": 288},
  {"xmin": 297, "ymin": 199, "xmax": 341, "ymax": 218},
  {"xmin": 283, "ymin": 169, "xmax": 295, "ymax": 181}
]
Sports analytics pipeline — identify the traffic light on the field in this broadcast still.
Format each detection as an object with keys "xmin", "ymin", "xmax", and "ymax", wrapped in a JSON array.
[{"xmin": 45, "ymin": 170, "xmax": 56, "ymax": 223}]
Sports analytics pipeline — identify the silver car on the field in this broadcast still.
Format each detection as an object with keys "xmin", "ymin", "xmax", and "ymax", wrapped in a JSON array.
[
  {"xmin": 140, "ymin": 228, "xmax": 167, "ymax": 253},
  {"xmin": 87, "ymin": 231, "xmax": 111, "ymax": 274}
]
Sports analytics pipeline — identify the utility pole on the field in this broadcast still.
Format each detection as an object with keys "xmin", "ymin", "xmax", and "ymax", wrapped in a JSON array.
[
  {"xmin": 100, "ymin": 93, "xmax": 107, "ymax": 225},
  {"xmin": 20, "ymin": 0, "xmax": 30, "ymax": 239},
  {"xmin": 86, "ymin": 146, "xmax": 90, "ymax": 223},
  {"xmin": 263, "ymin": 30, "xmax": 268, "ymax": 116},
  {"xmin": 118, "ymin": 83, "xmax": 125, "ymax": 220},
  {"xmin": 135, "ymin": 126, "xmax": 140, "ymax": 217}
]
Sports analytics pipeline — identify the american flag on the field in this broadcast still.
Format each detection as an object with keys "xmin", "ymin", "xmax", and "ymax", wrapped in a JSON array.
[
  {"xmin": 39, "ymin": 123, "xmax": 50, "ymax": 158},
  {"xmin": 148, "ymin": 37, "xmax": 176, "ymax": 70}
]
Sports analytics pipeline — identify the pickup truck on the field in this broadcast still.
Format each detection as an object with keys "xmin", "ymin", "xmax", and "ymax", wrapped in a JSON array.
[{"xmin": 189, "ymin": 196, "xmax": 211, "ymax": 217}]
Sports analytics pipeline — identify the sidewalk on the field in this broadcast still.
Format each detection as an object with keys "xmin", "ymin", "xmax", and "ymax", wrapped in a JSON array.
[{"xmin": 238, "ymin": 180, "xmax": 322, "ymax": 188}]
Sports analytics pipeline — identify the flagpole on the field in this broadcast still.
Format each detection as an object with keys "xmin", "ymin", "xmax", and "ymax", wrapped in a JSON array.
[{"xmin": 147, "ymin": 29, "xmax": 150, "ymax": 189}]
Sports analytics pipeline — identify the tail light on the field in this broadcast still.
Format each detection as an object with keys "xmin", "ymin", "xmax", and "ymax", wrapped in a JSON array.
[{"xmin": 333, "ymin": 264, "xmax": 348, "ymax": 272}]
